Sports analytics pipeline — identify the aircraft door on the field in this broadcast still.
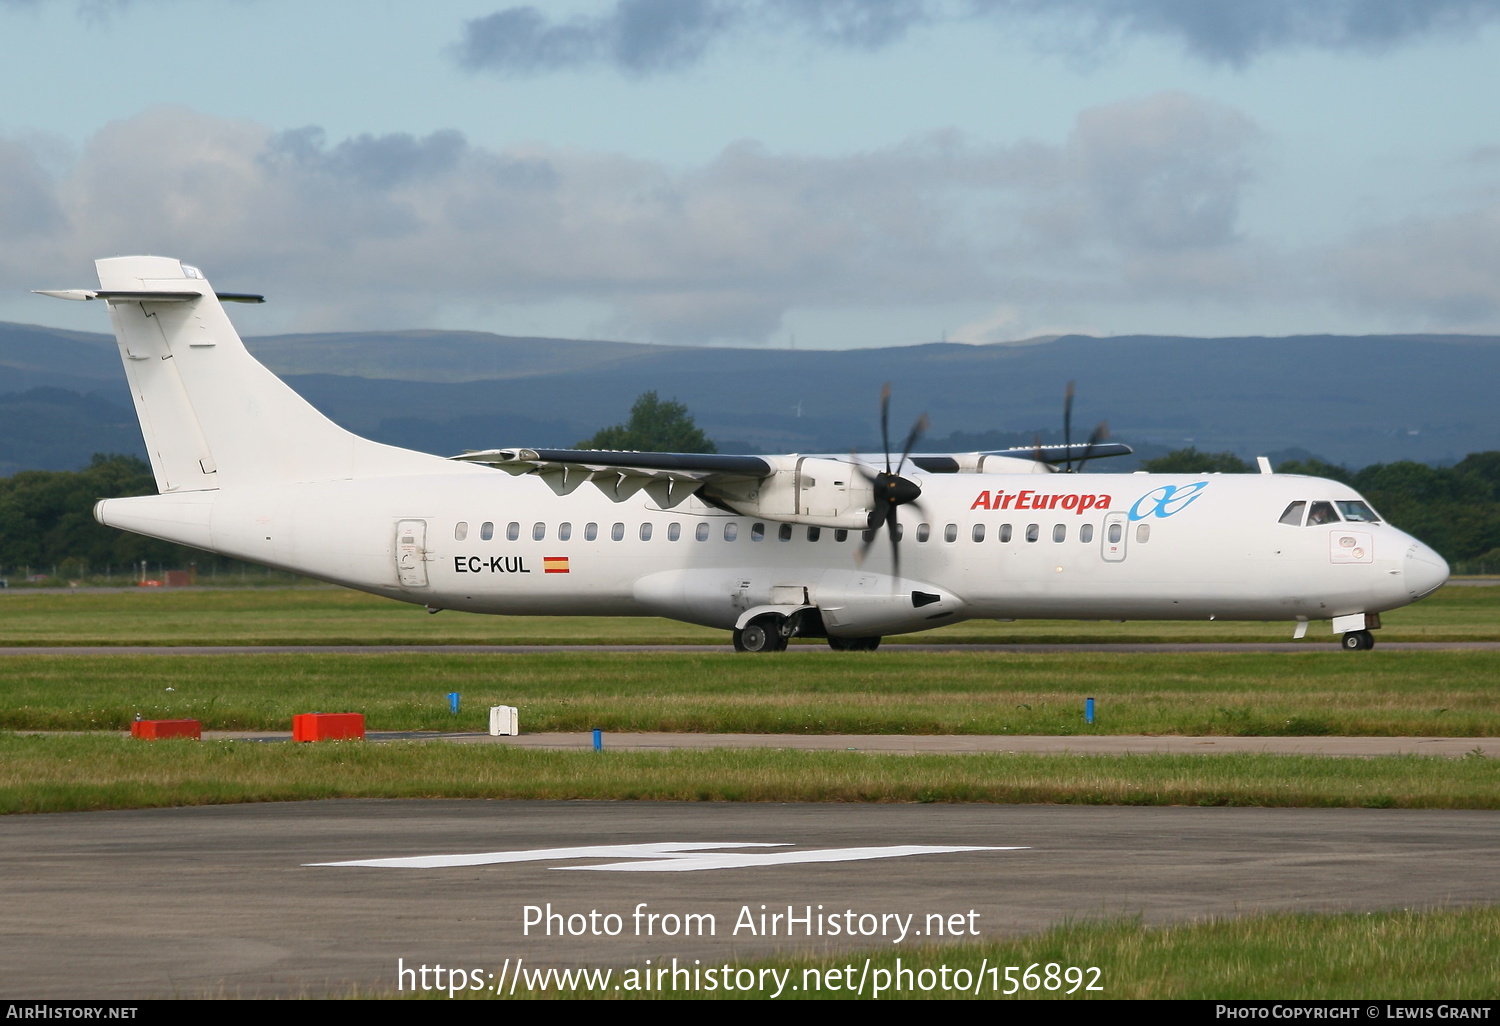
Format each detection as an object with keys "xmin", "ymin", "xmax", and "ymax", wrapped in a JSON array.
[
  {"xmin": 1101, "ymin": 512, "xmax": 1128, "ymax": 563},
  {"xmin": 396, "ymin": 519, "xmax": 429, "ymax": 587}
]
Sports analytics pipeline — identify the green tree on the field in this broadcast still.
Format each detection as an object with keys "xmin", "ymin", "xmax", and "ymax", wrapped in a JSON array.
[
  {"xmin": 1141, "ymin": 447, "xmax": 1251, "ymax": 474},
  {"xmin": 578, "ymin": 392, "xmax": 717, "ymax": 453}
]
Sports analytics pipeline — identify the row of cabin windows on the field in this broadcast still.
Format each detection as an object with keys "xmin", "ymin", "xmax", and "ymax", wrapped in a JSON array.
[
  {"xmin": 1277, "ymin": 499, "xmax": 1380, "ymax": 527},
  {"xmin": 454, "ymin": 520, "xmax": 1152, "ymax": 544}
]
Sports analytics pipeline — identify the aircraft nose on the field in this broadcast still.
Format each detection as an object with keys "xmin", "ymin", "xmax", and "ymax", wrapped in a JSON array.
[{"xmin": 1403, "ymin": 541, "xmax": 1449, "ymax": 599}]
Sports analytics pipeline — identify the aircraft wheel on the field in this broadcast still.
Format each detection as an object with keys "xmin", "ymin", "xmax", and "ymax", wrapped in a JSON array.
[
  {"xmin": 734, "ymin": 617, "xmax": 788, "ymax": 653},
  {"xmin": 1340, "ymin": 630, "xmax": 1375, "ymax": 651},
  {"xmin": 828, "ymin": 636, "xmax": 881, "ymax": 651}
]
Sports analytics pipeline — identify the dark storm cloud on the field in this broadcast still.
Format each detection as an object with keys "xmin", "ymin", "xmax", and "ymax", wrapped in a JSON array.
[{"xmin": 454, "ymin": 0, "xmax": 1500, "ymax": 75}]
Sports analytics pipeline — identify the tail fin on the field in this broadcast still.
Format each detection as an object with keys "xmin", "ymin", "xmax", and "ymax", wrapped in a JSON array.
[{"xmin": 45, "ymin": 256, "xmax": 446, "ymax": 492}]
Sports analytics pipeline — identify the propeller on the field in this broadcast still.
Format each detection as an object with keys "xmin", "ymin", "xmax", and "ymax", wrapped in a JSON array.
[
  {"xmin": 855, "ymin": 383, "xmax": 927, "ymax": 579},
  {"xmin": 1058, "ymin": 380, "xmax": 1109, "ymax": 473}
]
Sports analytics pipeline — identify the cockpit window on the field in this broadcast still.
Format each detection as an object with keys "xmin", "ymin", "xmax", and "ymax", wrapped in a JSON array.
[
  {"xmin": 1336, "ymin": 500, "xmax": 1380, "ymax": 523},
  {"xmin": 1307, "ymin": 501, "xmax": 1340, "ymax": 525},
  {"xmin": 1278, "ymin": 501, "xmax": 1306, "ymax": 526}
]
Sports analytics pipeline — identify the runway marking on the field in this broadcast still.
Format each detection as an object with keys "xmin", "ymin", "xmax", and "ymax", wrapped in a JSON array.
[{"xmin": 308, "ymin": 841, "xmax": 1025, "ymax": 872}]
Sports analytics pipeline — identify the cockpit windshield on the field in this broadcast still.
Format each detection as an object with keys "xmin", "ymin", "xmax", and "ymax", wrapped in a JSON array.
[
  {"xmin": 1277, "ymin": 499, "xmax": 1381, "ymax": 526},
  {"xmin": 1336, "ymin": 500, "xmax": 1380, "ymax": 523}
]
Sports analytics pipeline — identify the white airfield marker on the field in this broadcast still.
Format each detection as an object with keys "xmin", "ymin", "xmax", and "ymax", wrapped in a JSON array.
[{"xmin": 308, "ymin": 841, "xmax": 1025, "ymax": 872}]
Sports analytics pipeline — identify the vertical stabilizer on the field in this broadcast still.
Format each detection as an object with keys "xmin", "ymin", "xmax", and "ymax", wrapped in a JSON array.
[{"xmin": 89, "ymin": 256, "xmax": 445, "ymax": 492}]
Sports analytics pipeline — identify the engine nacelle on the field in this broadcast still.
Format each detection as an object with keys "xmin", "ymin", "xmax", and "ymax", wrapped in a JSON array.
[{"xmin": 700, "ymin": 456, "xmax": 876, "ymax": 529}]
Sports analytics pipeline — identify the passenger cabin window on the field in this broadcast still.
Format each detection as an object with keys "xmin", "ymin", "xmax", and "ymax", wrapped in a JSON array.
[
  {"xmin": 1307, "ymin": 501, "xmax": 1340, "ymax": 526},
  {"xmin": 944, "ymin": 524, "xmax": 958, "ymax": 542},
  {"xmin": 862, "ymin": 529, "xmax": 876, "ymax": 543},
  {"xmin": 834, "ymin": 529, "xmax": 848, "ymax": 542},
  {"xmin": 751, "ymin": 523, "xmax": 765, "ymax": 541},
  {"xmin": 972, "ymin": 524, "xmax": 985, "ymax": 542},
  {"xmin": 999, "ymin": 524, "xmax": 1012, "ymax": 543},
  {"xmin": 778, "ymin": 524, "xmax": 792, "ymax": 541},
  {"xmin": 1026, "ymin": 524, "xmax": 1039, "ymax": 543},
  {"xmin": 1080, "ymin": 523, "xmax": 1094, "ymax": 543},
  {"xmin": 807, "ymin": 527, "xmax": 821, "ymax": 542},
  {"xmin": 533, "ymin": 522, "xmax": 546, "ymax": 541},
  {"xmin": 611, "ymin": 523, "xmax": 624, "ymax": 541},
  {"xmin": 585, "ymin": 522, "xmax": 598, "ymax": 541},
  {"xmin": 668, "ymin": 523, "xmax": 681, "ymax": 541},
  {"xmin": 1136, "ymin": 523, "xmax": 1151, "ymax": 543},
  {"xmin": 893, "ymin": 523, "xmax": 904, "ymax": 541},
  {"xmin": 695, "ymin": 523, "xmax": 709, "ymax": 541},
  {"xmin": 478, "ymin": 522, "xmax": 493, "ymax": 541},
  {"xmin": 639, "ymin": 523, "xmax": 652, "ymax": 541},
  {"xmin": 917, "ymin": 524, "xmax": 931, "ymax": 542},
  {"xmin": 454, "ymin": 522, "xmax": 468, "ymax": 541},
  {"xmin": 506, "ymin": 522, "xmax": 520, "ymax": 541},
  {"xmin": 1052, "ymin": 524, "xmax": 1066, "ymax": 542},
  {"xmin": 724, "ymin": 523, "xmax": 738, "ymax": 541},
  {"xmin": 558, "ymin": 522, "xmax": 572, "ymax": 541},
  {"xmin": 1279, "ymin": 501, "xmax": 1306, "ymax": 526},
  {"xmin": 1337, "ymin": 500, "xmax": 1380, "ymax": 523}
]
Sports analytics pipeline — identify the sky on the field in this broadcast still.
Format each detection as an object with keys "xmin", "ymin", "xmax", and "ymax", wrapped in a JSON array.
[{"xmin": 2, "ymin": 0, "xmax": 1499, "ymax": 349}]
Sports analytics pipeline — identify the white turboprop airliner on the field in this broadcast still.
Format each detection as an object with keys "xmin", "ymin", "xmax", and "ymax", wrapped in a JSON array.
[{"xmin": 39, "ymin": 256, "xmax": 1449, "ymax": 652}]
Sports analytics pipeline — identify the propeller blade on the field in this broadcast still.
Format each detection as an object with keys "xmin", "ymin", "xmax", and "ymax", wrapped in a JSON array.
[
  {"xmin": 895, "ymin": 413, "xmax": 929, "ymax": 476},
  {"xmin": 887, "ymin": 510, "xmax": 900, "ymax": 583},
  {"xmin": 1063, "ymin": 380, "xmax": 1076, "ymax": 472},
  {"xmin": 1076, "ymin": 421, "xmax": 1110, "ymax": 473},
  {"xmin": 880, "ymin": 383, "xmax": 892, "ymax": 475}
]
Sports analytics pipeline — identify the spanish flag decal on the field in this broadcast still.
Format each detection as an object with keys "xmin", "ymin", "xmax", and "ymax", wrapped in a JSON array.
[{"xmin": 543, "ymin": 556, "xmax": 570, "ymax": 574}]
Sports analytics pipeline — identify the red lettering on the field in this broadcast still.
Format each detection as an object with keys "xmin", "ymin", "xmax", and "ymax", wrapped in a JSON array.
[
  {"xmin": 1077, "ymin": 495, "xmax": 1097, "ymax": 515},
  {"xmin": 1049, "ymin": 494, "xmax": 1061, "ymax": 509},
  {"xmin": 1017, "ymin": 490, "xmax": 1033, "ymax": 509},
  {"xmin": 1061, "ymin": 494, "xmax": 1079, "ymax": 510},
  {"xmin": 970, "ymin": 491, "xmax": 993, "ymax": 511},
  {"xmin": 1098, "ymin": 494, "xmax": 1112, "ymax": 509},
  {"xmin": 1000, "ymin": 493, "xmax": 1016, "ymax": 509}
]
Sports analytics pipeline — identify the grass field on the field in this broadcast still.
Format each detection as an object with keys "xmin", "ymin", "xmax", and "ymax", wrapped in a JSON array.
[
  {"xmin": 485, "ymin": 908, "xmax": 1500, "ymax": 1000},
  {"xmin": 1, "ymin": 581, "xmax": 1496, "ymax": 646},
  {"xmin": 3, "ymin": 649, "xmax": 1498, "ymax": 734},
  {"xmin": 4, "ymin": 734, "xmax": 1496, "ymax": 813}
]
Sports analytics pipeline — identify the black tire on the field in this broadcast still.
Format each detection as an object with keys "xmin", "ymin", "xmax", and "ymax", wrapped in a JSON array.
[
  {"xmin": 828, "ymin": 635, "xmax": 881, "ymax": 651},
  {"xmin": 734, "ymin": 618, "xmax": 787, "ymax": 653},
  {"xmin": 1341, "ymin": 630, "xmax": 1375, "ymax": 651}
]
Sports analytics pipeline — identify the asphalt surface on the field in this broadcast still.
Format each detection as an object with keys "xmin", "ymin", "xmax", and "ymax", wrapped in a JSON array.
[{"xmin": 3, "ymin": 801, "xmax": 1497, "ymax": 999}]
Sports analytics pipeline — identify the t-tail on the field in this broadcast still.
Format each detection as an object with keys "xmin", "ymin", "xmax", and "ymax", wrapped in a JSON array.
[{"xmin": 36, "ymin": 256, "xmax": 461, "ymax": 564}]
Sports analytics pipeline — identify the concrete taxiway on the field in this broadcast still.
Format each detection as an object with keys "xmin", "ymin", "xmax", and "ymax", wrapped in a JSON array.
[{"xmin": 2, "ymin": 801, "xmax": 1496, "ymax": 998}]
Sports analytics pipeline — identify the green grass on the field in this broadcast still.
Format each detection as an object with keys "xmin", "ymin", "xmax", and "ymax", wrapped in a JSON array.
[
  {"xmin": 3, "ymin": 734, "xmax": 1496, "ymax": 814},
  {"xmin": 490, "ymin": 909, "xmax": 1500, "ymax": 1000},
  {"xmin": 1, "ymin": 581, "xmax": 1495, "ymax": 646},
  {"xmin": 2, "ymin": 649, "xmax": 1497, "ymax": 735}
]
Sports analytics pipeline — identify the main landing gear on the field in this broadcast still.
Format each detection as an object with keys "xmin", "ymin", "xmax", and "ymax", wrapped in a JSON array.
[
  {"xmin": 731, "ymin": 611, "xmax": 883, "ymax": 652},
  {"xmin": 1341, "ymin": 630, "xmax": 1376, "ymax": 651},
  {"xmin": 732, "ymin": 616, "xmax": 788, "ymax": 653}
]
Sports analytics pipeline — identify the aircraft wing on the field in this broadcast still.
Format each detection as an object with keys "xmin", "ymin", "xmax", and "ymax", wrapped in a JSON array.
[{"xmin": 451, "ymin": 448, "xmax": 770, "ymax": 507}]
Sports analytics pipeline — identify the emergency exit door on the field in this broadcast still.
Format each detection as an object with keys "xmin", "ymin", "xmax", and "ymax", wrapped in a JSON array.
[{"xmin": 396, "ymin": 520, "xmax": 428, "ymax": 587}]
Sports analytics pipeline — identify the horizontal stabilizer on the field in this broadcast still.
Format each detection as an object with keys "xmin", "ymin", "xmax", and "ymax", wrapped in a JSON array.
[{"xmin": 33, "ymin": 289, "xmax": 265, "ymax": 303}]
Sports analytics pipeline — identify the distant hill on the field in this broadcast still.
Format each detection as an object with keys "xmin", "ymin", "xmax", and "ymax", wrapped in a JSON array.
[{"xmin": 3, "ymin": 320, "xmax": 1498, "ymax": 472}]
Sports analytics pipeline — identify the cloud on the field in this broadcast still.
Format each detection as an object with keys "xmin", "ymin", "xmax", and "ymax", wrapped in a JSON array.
[
  {"xmin": 453, "ymin": 0, "xmax": 1500, "ymax": 76},
  {"xmin": 454, "ymin": 0, "xmax": 739, "ymax": 76},
  {"xmin": 0, "ymin": 96, "xmax": 1272, "ymax": 342},
  {"xmin": 8, "ymin": 95, "xmax": 1497, "ymax": 342},
  {"xmin": 1001, "ymin": 0, "xmax": 1500, "ymax": 67}
]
